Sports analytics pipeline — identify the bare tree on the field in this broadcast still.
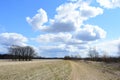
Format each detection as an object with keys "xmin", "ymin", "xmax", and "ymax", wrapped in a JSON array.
[
  {"xmin": 88, "ymin": 47, "xmax": 99, "ymax": 61},
  {"xmin": 118, "ymin": 43, "xmax": 120, "ymax": 57},
  {"xmin": 101, "ymin": 50, "xmax": 109, "ymax": 62},
  {"xmin": 8, "ymin": 45, "xmax": 18, "ymax": 60},
  {"xmin": 26, "ymin": 46, "xmax": 36, "ymax": 61},
  {"xmin": 9, "ymin": 45, "xmax": 36, "ymax": 61}
]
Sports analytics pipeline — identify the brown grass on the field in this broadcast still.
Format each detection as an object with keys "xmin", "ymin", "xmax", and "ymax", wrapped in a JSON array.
[
  {"xmin": 0, "ymin": 60, "xmax": 119, "ymax": 80},
  {"xmin": 0, "ymin": 60, "xmax": 72, "ymax": 80}
]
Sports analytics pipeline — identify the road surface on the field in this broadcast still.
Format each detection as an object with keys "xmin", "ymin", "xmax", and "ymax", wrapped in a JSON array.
[{"xmin": 70, "ymin": 61, "xmax": 120, "ymax": 80}]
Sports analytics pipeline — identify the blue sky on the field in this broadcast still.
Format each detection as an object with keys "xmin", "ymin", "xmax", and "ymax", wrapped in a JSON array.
[{"xmin": 0, "ymin": 0, "xmax": 120, "ymax": 57}]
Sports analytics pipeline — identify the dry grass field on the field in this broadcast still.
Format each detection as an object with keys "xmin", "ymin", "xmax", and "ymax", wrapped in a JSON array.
[
  {"xmin": 0, "ymin": 60, "xmax": 120, "ymax": 80},
  {"xmin": 0, "ymin": 60, "xmax": 72, "ymax": 80}
]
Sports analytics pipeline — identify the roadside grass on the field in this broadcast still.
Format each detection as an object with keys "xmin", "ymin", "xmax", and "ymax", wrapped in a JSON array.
[
  {"xmin": 82, "ymin": 60, "xmax": 120, "ymax": 78},
  {"xmin": 72, "ymin": 60, "xmax": 120, "ymax": 80}
]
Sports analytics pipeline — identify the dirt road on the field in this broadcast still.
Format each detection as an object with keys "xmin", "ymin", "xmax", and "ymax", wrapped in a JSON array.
[{"xmin": 70, "ymin": 61, "xmax": 120, "ymax": 80}]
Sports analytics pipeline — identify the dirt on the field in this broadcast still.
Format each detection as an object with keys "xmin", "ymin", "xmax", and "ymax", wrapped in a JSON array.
[{"xmin": 70, "ymin": 60, "xmax": 120, "ymax": 80}]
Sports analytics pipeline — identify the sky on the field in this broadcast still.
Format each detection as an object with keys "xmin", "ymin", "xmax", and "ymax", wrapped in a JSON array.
[{"xmin": 0, "ymin": 0, "xmax": 120, "ymax": 57}]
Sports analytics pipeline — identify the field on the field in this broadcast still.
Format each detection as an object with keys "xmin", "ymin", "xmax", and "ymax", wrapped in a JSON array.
[
  {"xmin": 0, "ymin": 60, "xmax": 71, "ymax": 80},
  {"xmin": 0, "ymin": 60, "xmax": 120, "ymax": 80}
]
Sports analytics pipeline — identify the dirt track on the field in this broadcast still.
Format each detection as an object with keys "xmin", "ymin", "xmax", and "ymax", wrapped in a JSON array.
[{"xmin": 70, "ymin": 61, "xmax": 120, "ymax": 80}]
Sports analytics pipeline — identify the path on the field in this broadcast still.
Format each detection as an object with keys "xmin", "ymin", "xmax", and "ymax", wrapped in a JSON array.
[{"xmin": 70, "ymin": 61, "xmax": 119, "ymax": 80}]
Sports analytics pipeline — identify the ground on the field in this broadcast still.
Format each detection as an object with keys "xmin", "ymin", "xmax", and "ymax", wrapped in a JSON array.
[
  {"xmin": 0, "ymin": 60, "xmax": 120, "ymax": 80},
  {"xmin": 70, "ymin": 60, "xmax": 120, "ymax": 80}
]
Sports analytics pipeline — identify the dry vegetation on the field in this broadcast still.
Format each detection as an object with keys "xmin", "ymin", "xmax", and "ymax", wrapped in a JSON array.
[
  {"xmin": 0, "ymin": 60, "xmax": 120, "ymax": 80},
  {"xmin": 0, "ymin": 60, "xmax": 71, "ymax": 80}
]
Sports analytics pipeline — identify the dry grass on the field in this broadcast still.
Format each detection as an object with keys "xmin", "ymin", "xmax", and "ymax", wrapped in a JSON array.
[
  {"xmin": 1, "ymin": 59, "xmax": 119, "ymax": 80},
  {"xmin": 0, "ymin": 60, "xmax": 72, "ymax": 80}
]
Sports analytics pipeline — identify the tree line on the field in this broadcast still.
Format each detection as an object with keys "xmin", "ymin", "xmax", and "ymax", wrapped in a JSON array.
[
  {"xmin": 64, "ymin": 44, "xmax": 120, "ymax": 62},
  {"xmin": 8, "ymin": 45, "xmax": 36, "ymax": 61},
  {"xmin": 0, "ymin": 43, "xmax": 120, "ymax": 62}
]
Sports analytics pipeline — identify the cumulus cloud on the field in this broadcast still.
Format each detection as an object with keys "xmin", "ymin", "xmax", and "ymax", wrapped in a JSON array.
[
  {"xmin": 26, "ymin": 1, "xmax": 103, "ymax": 33},
  {"xmin": 0, "ymin": 45, "xmax": 8, "ymax": 53},
  {"xmin": 44, "ymin": 1, "xmax": 103, "ymax": 33},
  {"xmin": 39, "ymin": 44, "xmax": 88, "ymax": 57},
  {"xmin": 80, "ymin": 3, "xmax": 103, "ymax": 18},
  {"xmin": 33, "ymin": 24, "xmax": 106, "ymax": 57},
  {"xmin": 43, "ymin": 21, "xmax": 76, "ymax": 33},
  {"xmin": 75, "ymin": 24, "xmax": 106, "ymax": 41},
  {"xmin": 39, "ymin": 44, "xmax": 69, "ymax": 57},
  {"xmin": 0, "ymin": 33, "xmax": 28, "ymax": 46},
  {"xmin": 96, "ymin": 38, "xmax": 120, "ymax": 56},
  {"xmin": 35, "ymin": 33, "xmax": 72, "ymax": 43},
  {"xmin": 54, "ymin": 2, "xmax": 81, "ymax": 29},
  {"xmin": 65, "ymin": 39, "xmax": 87, "ymax": 45},
  {"xmin": 34, "ymin": 32, "xmax": 88, "ymax": 45},
  {"xmin": 26, "ymin": 0, "xmax": 107, "ymax": 57},
  {"xmin": 26, "ymin": 8, "xmax": 48, "ymax": 30},
  {"xmin": 66, "ymin": 44, "xmax": 88, "ymax": 53},
  {"xmin": 97, "ymin": 0, "xmax": 120, "ymax": 9}
]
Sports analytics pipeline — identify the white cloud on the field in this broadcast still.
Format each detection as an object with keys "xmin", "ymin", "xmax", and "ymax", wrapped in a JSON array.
[
  {"xmin": 97, "ymin": 0, "xmax": 120, "ymax": 9},
  {"xmin": 54, "ymin": 2, "xmax": 81, "ymax": 28},
  {"xmin": 35, "ymin": 33, "xmax": 72, "ymax": 43},
  {"xmin": 26, "ymin": 1, "xmax": 103, "ymax": 33},
  {"xmin": 66, "ymin": 39, "xmax": 87, "ymax": 45},
  {"xmin": 0, "ymin": 45, "xmax": 8, "ymax": 53},
  {"xmin": 34, "ymin": 32, "xmax": 88, "ymax": 45},
  {"xmin": 38, "ymin": 44, "xmax": 88, "ymax": 57},
  {"xmin": 26, "ymin": 8, "xmax": 48, "ymax": 30},
  {"xmin": 44, "ymin": 21, "xmax": 76, "ymax": 32},
  {"xmin": 44, "ymin": 1, "xmax": 103, "ymax": 33},
  {"xmin": 39, "ymin": 44, "xmax": 69, "ymax": 57},
  {"xmin": 0, "ymin": 33, "xmax": 28, "ymax": 46},
  {"xmin": 26, "ymin": 0, "xmax": 107, "ymax": 57},
  {"xmin": 80, "ymin": 3, "xmax": 103, "ymax": 18},
  {"xmin": 75, "ymin": 24, "xmax": 106, "ymax": 41},
  {"xmin": 33, "ymin": 24, "xmax": 106, "ymax": 57},
  {"xmin": 96, "ymin": 38, "xmax": 120, "ymax": 56},
  {"xmin": 66, "ymin": 44, "xmax": 88, "ymax": 53}
]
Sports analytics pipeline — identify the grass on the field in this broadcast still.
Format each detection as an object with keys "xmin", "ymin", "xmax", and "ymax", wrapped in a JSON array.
[
  {"xmin": 1, "ymin": 60, "xmax": 119, "ymax": 80},
  {"xmin": 0, "ymin": 60, "xmax": 72, "ymax": 80}
]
